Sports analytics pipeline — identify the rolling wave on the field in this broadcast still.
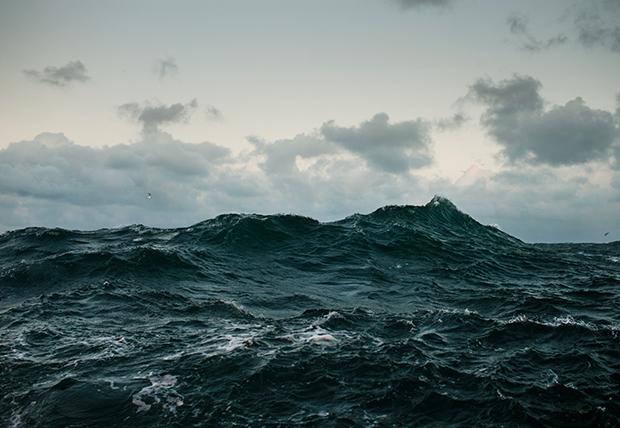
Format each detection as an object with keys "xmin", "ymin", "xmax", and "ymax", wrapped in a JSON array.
[{"xmin": 1, "ymin": 196, "xmax": 619, "ymax": 426}]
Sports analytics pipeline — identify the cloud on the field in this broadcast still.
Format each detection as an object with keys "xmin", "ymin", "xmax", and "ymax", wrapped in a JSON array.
[
  {"xmin": 0, "ymin": 132, "xmax": 234, "ymax": 229},
  {"xmin": 155, "ymin": 57, "xmax": 179, "ymax": 79},
  {"xmin": 250, "ymin": 113, "xmax": 433, "ymax": 175},
  {"xmin": 320, "ymin": 113, "xmax": 432, "ymax": 173},
  {"xmin": 470, "ymin": 75, "xmax": 619, "ymax": 166},
  {"xmin": 23, "ymin": 61, "xmax": 90, "ymax": 87},
  {"xmin": 506, "ymin": 14, "xmax": 568, "ymax": 52},
  {"xmin": 249, "ymin": 134, "xmax": 336, "ymax": 176},
  {"xmin": 1, "ymin": 126, "xmax": 619, "ymax": 242},
  {"xmin": 118, "ymin": 99, "xmax": 199, "ymax": 132},
  {"xmin": 513, "ymin": 0, "xmax": 620, "ymax": 53},
  {"xmin": 0, "ymin": 130, "xmax": 425, "ymax": 231},
  {"xmin": 392, "ymin": 0, "xmax": 453, "ymax": 9},
  {"xmin": 205, "ymin": 105, "xmax": 223, "ymax": 121},
  {"xmin": 522, "ymin": 34, "xmax": 569, "ymax": 52},
  {"xmin": 574, "ymin": 0, "xmax": 620, "ymax": 52},
  {"xmin": 435, "ymin": 113, "xmax": 468, "ymax": 131},
  {"xmin": 507, "ymin": 14, "xmax": 528, "ymax": 35}
]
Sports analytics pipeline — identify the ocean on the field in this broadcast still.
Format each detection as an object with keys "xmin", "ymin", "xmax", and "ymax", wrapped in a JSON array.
[{"xmin": 1, "ymin": 196, "xmax": 619, "ymax": 426}]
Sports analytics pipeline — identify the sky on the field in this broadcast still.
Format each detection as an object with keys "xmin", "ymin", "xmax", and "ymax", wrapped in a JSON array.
[{"xmin": 0, "ymin": 0, "xmax": 619, "ymax": 242}]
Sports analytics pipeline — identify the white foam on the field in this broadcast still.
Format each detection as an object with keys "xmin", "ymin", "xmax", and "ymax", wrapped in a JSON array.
[
  {"xmin": 323, "ymin": 311, "xmax": 344, "ymax": 322},
  {"xmin": 161, "ymin": 322, "xmax": 268, "ymax": 360},
  {"xmin": 280, "ymin": 326, "xmax": 339, "ymax": 346},
  {"xmin": 503, "ymin": 314, "xmax": 602, "ymax": 331},
  {"xmin": 132, "ymin": 374, "xmax": 184, "ymax": 414},
  {"xmin": 545, "ymin": 369, "xmax": 559, "ymax": 387}
]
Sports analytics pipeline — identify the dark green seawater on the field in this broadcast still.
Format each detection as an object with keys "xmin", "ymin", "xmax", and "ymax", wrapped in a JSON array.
[{"xmin": 1, "ymin": 197, "xmax": 619, "ymax": 427}]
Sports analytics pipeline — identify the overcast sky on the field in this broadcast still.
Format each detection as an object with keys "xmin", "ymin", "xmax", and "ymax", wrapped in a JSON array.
[{"xmin": 0, "ymin": 0, "xmax": 619, "ymax": 242}]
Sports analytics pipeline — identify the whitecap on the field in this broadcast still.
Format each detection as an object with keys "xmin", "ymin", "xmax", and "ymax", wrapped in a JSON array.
[
  {"xmin": 502, "ymin": 314, "xmax": 601, "ymax": 331},
  {"xmin": 132, "ymin": 374, "xmax": 184, "ymax": 414},
  {"xmin": 280, "ymin": 326, "xmax": 339, "ymax": 346}
]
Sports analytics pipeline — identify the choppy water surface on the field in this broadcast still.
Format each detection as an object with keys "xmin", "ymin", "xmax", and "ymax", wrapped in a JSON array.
[{"xmin": 1, "ymin": 197, "xmax": 619, "ymax": 427}]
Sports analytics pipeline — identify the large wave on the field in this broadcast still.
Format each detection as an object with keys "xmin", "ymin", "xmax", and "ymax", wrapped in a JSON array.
[{"xmin": 1, "ymin": 197, "xmax": 619, "ymax": 426}]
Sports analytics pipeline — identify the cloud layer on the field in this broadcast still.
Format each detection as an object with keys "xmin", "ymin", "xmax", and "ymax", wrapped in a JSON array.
[
  {"xmin": 1, "ymin": 127, "xmax": 618, "ymax": 242},
  {"xmin": 0, "ymin": 132, "xmax": 234, "ymax": 228},
  {"xmin": 23, "ymin": 61, "xmax": 90, "ymax": 87}
]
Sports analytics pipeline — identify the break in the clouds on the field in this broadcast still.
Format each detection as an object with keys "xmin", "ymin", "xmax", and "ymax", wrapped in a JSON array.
[
  {"xmin": 118, "ymin": 99, "xmax": 199, "ymax": 133},
  {"xmin": 470, "ymin": 75, "xmax": 619, "ymax": 166},
  {"xmin": 22, "ymin": 60, "xmax": 90, "ymax": 87},
  {"xmin": 154, "ymin": 57, "xmax": 179, "ymax": 79}
]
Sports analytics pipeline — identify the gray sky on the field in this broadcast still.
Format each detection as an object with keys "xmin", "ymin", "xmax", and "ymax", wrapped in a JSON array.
[{"xmin": 0, "ymin": 0, "xmax": 619, "ymax": 242}]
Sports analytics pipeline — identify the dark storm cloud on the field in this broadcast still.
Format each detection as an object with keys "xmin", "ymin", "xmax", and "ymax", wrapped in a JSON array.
[
  {"xmin": 23, "ymin": 61, "xmax": 90, "ymax": 87},
  {"xmin": 118, "ymin": 99, "xmax": 199, "ymax": 132},
  {"xmin": 393, "ymin": 0, "xmax": 453, "ymax": 9},
  {"xmin": 470, "ymin": 75, "xmax": 619, "ymax": 166},
  {"xmin": 320, "ymin": 113, "xmax": 432, "ymax": 173},
  {"xmin": 155, "ymin": 57, "xmax": 179, "ymax": 79}
]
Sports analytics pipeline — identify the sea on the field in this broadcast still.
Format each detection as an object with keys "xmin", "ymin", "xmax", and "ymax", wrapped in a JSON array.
[{"xmin": 1, "ymin": 196, "xmax": 619, "ymax": 427}]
